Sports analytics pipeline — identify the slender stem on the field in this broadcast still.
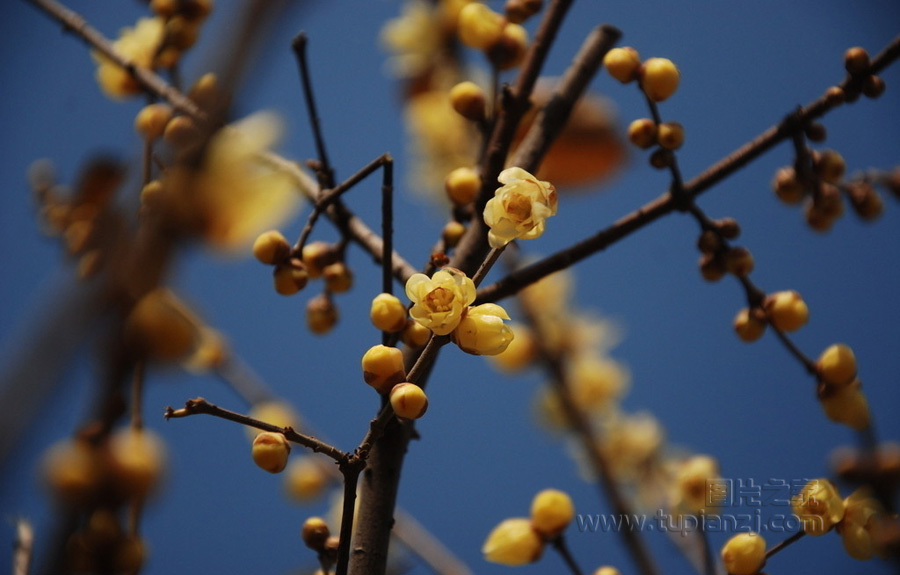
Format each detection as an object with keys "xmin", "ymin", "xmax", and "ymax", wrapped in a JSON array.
[
  {"xmin": 292, "ymin": 31, "xmax": 335, "ymax": 188},
  {"xmin": 381, "ymin": 158, "xmax": 395, "ymax": 346},
  {"xmin": 471, "ymin": 246, "xmax": 504, "ymax": 287},
  {"xmin": 550, "ymin": 536, "xmax": 585, "ymax": 575},
  {"xmin": 699, "ymin": 523, "xmax": 715, "ymax": 575},
  {"xmin": 764, "ymin": 530, "xmax": 805, "ymax": 559},
  {"xmin": 334, "ymin": 467, "xmax": 361, "ymax": 575},
  {"xmin": 164, "ymin": 397, "xmax": 348, "ymax": 462},
  {"xmin": 768, "ymin": 322, "xmax": 818, "ymax": 376}
]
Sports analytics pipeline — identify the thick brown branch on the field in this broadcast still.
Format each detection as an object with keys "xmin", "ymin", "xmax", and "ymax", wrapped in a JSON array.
[{"xmin": 164, "ymin": 397, "xmax": 348, "ymax": 462}]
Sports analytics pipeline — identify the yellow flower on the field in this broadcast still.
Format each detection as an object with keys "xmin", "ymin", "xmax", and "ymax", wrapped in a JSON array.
[
  {"xmin": 673, "ymin": 455, "xmax": 721, "ymax": 514},
  {"xmin": 405, "ymin": 268, "xmax": 476, "ymax": 336},
  {"xmin": 163, "ymin": 113, "xmax": 299, "ymax": 251},
  {"xmin": 530, "ymin": 489, "xmax": 575, "ymax": 538},
  {"xmin": 720, "ymin": 532, "xmax": 766, "ymax": 575},
  {"xmin": 484, "ymin": 167, "xmax": 558, "ymax": 248},
  {"xmin": 792, "ymin": 478, "xmax": 844, "ymax": 536},
  {"xmin": 92, "ymin": 17, "xmax": 166, "ymax": 99},
  {"xmin": 482, "ymin": 517, "xmax": 544, "ymax": 566},
  {"xmin": 839, "ymin": 488, "xmax": 886, "ymax": 560},
  {"xmin": 452, "ymin": 303, "xmax": 514, "ymax": 355}
]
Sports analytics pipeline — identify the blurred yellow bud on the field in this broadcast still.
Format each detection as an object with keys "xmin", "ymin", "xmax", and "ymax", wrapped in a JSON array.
[
  {"xmin": 792, "ymin": 478, "xmax": 844, "ymax": 536},
  {"xmin": 530, "ymin": 488, "xmax": 575, "ymax": 538},
  {"xmin": 721, "ymin": 532, "xmax": 766, "ymax": 575},
  {"xmin": 482, "ymin": 518, "xmax": 543, "ymax": 565},
  {"xmin": 639, "ymin": 58, "xmax": 680, "ymax": 102}
]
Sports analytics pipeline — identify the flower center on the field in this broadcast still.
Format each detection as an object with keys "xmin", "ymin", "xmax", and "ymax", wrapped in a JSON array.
[
  {"xmin": 425, "ymin": 287, "xmax": 455, "ymax": 312},
  {"xmin": 506, "ymin": 193, "xmax": 532, "ymax": 220}
]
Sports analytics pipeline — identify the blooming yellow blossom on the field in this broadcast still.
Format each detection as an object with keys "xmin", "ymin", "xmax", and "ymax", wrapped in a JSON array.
[
  {"xmin": 405, "ymin": 268, "xmax": 476, "ymax": 336},
  {"xmin": 92, "ymin": 17, "xmax": 166, "ymax": 99},
  {"xmin": 483, "ymin": 167, "xmax": 558, "ymax": 248},
  {"xmin": 839, "ymin": 488, "xmax": 886, "ymax": 560},
  {"xmin": 792, "ymin": 478, "xmax": 844, "ymax": 536},
  {"xmin": 163, "ymin": 113, "xmax": 299, "ymax": 251},
  {"xmin": 482, "ymin": 517, "xmax": 543, "ymax": 566},
  {"xmin": 452, "ymin": 303, "xmax": 514, "ymax": 355}
]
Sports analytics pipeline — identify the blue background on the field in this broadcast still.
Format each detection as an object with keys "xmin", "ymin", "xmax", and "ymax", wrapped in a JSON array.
[{"xmin": 2, "ymin": 2, "xmax": 899, "ymax": 574}]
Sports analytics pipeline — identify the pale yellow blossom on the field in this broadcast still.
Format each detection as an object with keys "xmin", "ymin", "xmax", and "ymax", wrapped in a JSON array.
[
  {"xmin": 482, "ymin": 518, "xmax": 543, "ymax": 566},
  {"xmin": 484, "ymin": 167, "xmax": 558, "ymax": 248},
  {"xmin": 452, "ymin": 303, "xmax": 514, "ymax": 355},
  {"xmin": 405, "ymin": 268, "xmax": 476, "ymax": 335},
  {"xmin": 792, "ymin": 478, "xmax": 844, "ymax": 536},
  {"xmin": 92, "ymin": 17, "xmax": 165, "ymax": 99},
  {"xmin": 839, "ymin": 488, "xmax": 886, "ymax": 560}
]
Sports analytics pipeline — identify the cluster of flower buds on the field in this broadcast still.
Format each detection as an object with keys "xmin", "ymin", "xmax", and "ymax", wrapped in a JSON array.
[
  {"xmin": 359, "ymin": 344, "xmax": 429, "ymax": 418},
  {"xmin": 841, "ymin": 46, "xmax": 887, "ymax": 102},
  {"xmin": 457, "ymin": 2, "xmax": 529, "ymax": 70},
  {"xmin": 41, "ymin": 427, "xmax": 167, "ymax": 572},
  {"xmin": 692, "ymin": 217, "xmax": 744, "ymax": 283},
  {"xmin": 148, "ymin": 0, "xmax": 214, "ymax": 68},
  {"xmin": 301, "ymin": 516, "xmax": 339, "ymax": 570},
  {"xmin": 815, "ymin": 343, "xmax": 871, "ymax": 430},
  {"xmin": 482, "ymin": 489, "xmax": 575, "ymax": 566},
  {"xmin": 605, "ymin": 48, "xmax": 683, "ymax": 169}
]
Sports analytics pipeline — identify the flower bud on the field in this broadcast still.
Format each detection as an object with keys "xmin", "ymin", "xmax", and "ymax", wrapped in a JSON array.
[
  {"xmin": 819, "ymin": 380, "xmax": 871, "ymax": 430},
  {"xmin": 721, "ymin": 532, "xmax": 766, "ymax": 575},
  {"xmin": 449, "ymin": 81, "xmax": 487, "ymax": 122},
  {"xmin": 814, "ymin": 149, "xmax": 846, "ymax": 184},
  {"xmin": 639, "ymin": 58, "xmax": 680, "ymax": 102},
  {"xmin": 482, "ymin": 518, "xmax": 544, "ymax": 565},
  {"xmin": 301, "ymin": 517, "xmax": 330, "ymax": 551},
  {"xmin": 188, "ymin": 72, "xmax": 219, "ymax": 110},
  {"xmin": 627, "ymin": 118, "xmax": 657, "ymax": 149},
  {"xmin": 445, "ymin": 167, "xmax": 481, "ymax": 206},
  {"xmin": 163, "ymin": 115, "xmax": 201, "ymax": 150},
  {"xmin": 772, "ymin": 166, "xmax": 806, "ymax": 204},
  {"xmin": 844, "ymin": 47, "xmax": 870, "ymax": 76},
  {"xmin": 817, "ymin": 343, "xmax": 857, "ymax": 387},
  {"xmin": 724, "ymin": 247, "xmax": 754, "ymax": 277},
  {"xmin": 458, "ymin": 3, "xmax": 505, "ymax": 49},
  {"xmin": 401, "ymin": 320, "xmax": 431, "ymax": 348},
  {"xmin": 323, "ymin": 262, "xmax": 353, "ymax": 293},
  {"xmin": 657, "ymin": 122, "xmax": 684, "ymax": 150},
  {"xmin": 594, "ymin": 568, "xmax": 622, "ymax": 575},
  {"xmin": 649, "ymin": 149, "xmax": 670, "ymax": 169},
  {"xmin": 839, "ymin": 488, "xmax": 887, "ymax": 560},
  {"xmin": 847, "ymin": 182, "xmax": 883, "ymax": 220},
  {"xmin": 862, "ymin": 75, "xmax": 886, "ymax": 99},
  {"xmin": 487, "ymin": 23, "xmax": 528, "ymax": 70},
  {"xmin": 251, "ymin": 431, "xmax": 291, "ymax": 473},
  {"xmin": 697, "ymin": 229, "xmax": 721, "ymax": 254},
  {"xmin": 285, "ymin": 458, "xmax": 330, "ymax": 502},
  {"xmin": 307, "ymin": 294, "xmax": 338, "ymax": 334},
  {"xmin": 301, "ymin": 242, "xmax": 339, "ymax": 278},
  {"xmin": 389, "ymin": 382, "xmax": 429, "ymax": 419},
  {"xmin": 108, "ymin": 428, "xmax": 167, "ymax": 499},
  {"xmin": 530, "ymin": 488, "xmax": 575, "ymax": 538},
  {"xmin": 490, "ymin": 323, "xmax": 536, "ymax": 372},
  {"xmin": 715, "ymin": 217, "xmax": 741, "ymax": 239},
  {"xmin": 804, "ymin": 121, "xmax": 827, "ymax": 142},
  {"xmin": 362, "ymin": 345, "xmax": 407, "ymax": 394},
  {"xmin": 441, "ymin": 221, "xmax": 467, "ymax": 248},
  {"xmin": 273, "ymin": 258, "xmax": 309, "ymax": 296},
  {"xmin": 370, "ymin": 293, "xmax": 408, "ymax": 333},
  {"xmin": 699, "ymin": 253, "xmax": 726, "ymax": 282},
  {"xmin": 674, "ymin": 455, "xmax": 720, "ymax": 513},
  {"xmin": 764, "ymin": 290, "xmax": 808, "ymax": 332},
  {"xmin": 603, "ymin": 47, "xmax": 641, "ymax": 84},
  {"xmin": 453, "ymin": 304, "xmax": 514, "ymax": 356},
  {"xmin": 135, "ymin": 103, "xmax": 174, "ymax": 141},
  {"xmin": 125, "ymin": 289, "xmax": 199, "ymax": 361},
  {"xmin": 792, "ymin": 478, "xmax": 844, "ymax": 536},
  {"xmin": 733, "ymin": 308, "xmax": 766, "ymax": 343},
  {"xmin": 505, "ymin": 0, "xmax": 543, "ymax": 24},
  {"xmin": 114, "ymin": 535, "xmax": 146, "ymax": 574},
  {"xmin": 42, "ymin": 439, "xmax": 103, "ymax": 507},
  {"xmin": 253, "ymin": 230, "xmax": 291, "ymax": 265}
]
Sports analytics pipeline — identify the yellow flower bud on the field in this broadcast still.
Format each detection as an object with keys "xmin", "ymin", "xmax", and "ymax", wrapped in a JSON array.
[
  {"xmin": 817, "ymin": 343, "xmax": 857, "ymax": 387},
  {"xmin": 445, "ymin": 167, "xmax": 482, "ymax": 206},
  {"xmin": 483, "ymin": 167, "xmax": 558, "ymax": 249},
  {"xmin": 41, "ymin": 439, "xmax": 103, "ymax": 507},
  {"xmin": 657, "ymin": 121, "xmax": 684, "ymax": 150},
  {"xmin": 362, "ymin": 345, "xmax": 407, "ymax": 394},
  {"xmin": 844, "ymin": 47, "xmax": 871, "ymax": 75},
  {"xmin": 452, "ymin": 303, "xmax": 514, "ymax": 356},
  {"xmin": 639, "ymin": 58, "xmax": 680, "ymax": 102},
  {"xmin": 124, "ymin": 289, "xmax": 200, "ymax": 361},
  {"xmin": 570, "ymin": 355, "xmax": 628, "ymax": 411},
  {"xmin": 301, "ymin": 242, "xmax": 338, "ymax": 279},
  {"xmin": 188, "ymin": 72, "xmax": 219, "ymax": 110},
  {"xmin": 301, "ymin": 517, "xmax": 330, "ymax": 551},
  {"xmin": 530, "ymin": 488, "xmax": 575, "ymax": 538},
  {"xmin": 370, "ymin": 293, "xmax": 408, "ymax": 333},
  {"xmin": 504, "ymin": 0, "xmax": 543, "ymax": 24},
  {"xmin": 406, "ymin": 268, "xmax": 476, "ymax": 336},
  {"xmin": 163, "ymin": 115, "xmax": 202, "ymax": 150},
  {"xmin": 699, "ymin": 253, "xmax": 726, "ymax": 282},
  {"xmin": 442, "ymin": 221, "xmax": 467, "ymax": 248},
  {"xmin": 488, "ymin": 23, "xmax": 529, "ymax": 70},
  {"xmin": 135, "ymin": 103, "xmax": 174, "ymax": 141},
  {"xmin": 458, "ymin": 3, "xmax": 505, "ymax": 50},
  {"xmin": 720, "ymin": 532, "xmax": 766, "ymax": 575},
  {"xmin": 819, "ymin": 380, "xmax": 871, "ymax": 430},
  {"xmin": 839, "ymin": 488, "xmax": 886, "ymax": 560},
  {"xmin": 733, "ymin": 308, "xmax": 766, "ymax": 343},
  {"xmin": 389, "ymin": 382, "xmax": 429, "ymax": 420},
  {"xmin": 246, "ymin": 401, "xmax": 301, "ymax": 441},
  {"xmin": 594, "ymin": 568, "xmax": 622, "ymax": 575},
  {"xmin": 273, "ymin": 258, "xmax": 310, "ymax": 296},
  {"xmin": 792, "ymin": 478, "xmax": 844, "ymax": 536},
  {"xmin": 108, "ymin": 428, "xmax": 167, "ymax": 499},
  {"xmin": 627, "ymin": 118, "xmax": 657, "ymax": 149},
  {"xmin": 675, "ymin": 455, "xmax": 720, "ymax": 513},
  {"xmin": 482, "ymin": 518, "xmax": 544, "ymax": 565},
  {"xmin": 724, "ymin": 247, "xmax": 754, "ymax": 277},
  {"xmin": 603, "ymin": 47, "xmax": 641, "ymax": 83},
  {"xmin": 772, "ymin": 166, "xmax": 806, "ymax": 204},
  {"xmin": 490, "ymin": 323, "xmax": 536, "ymax": 372},
  {"xmin": 251, "ymin": 431, "xmax": 291, "ymax": 473},
  {"xmin": 450, "ymin": 81, "xmax": 487, "ymax": 122},
  {"xmin": 285, "ymin": 457, "xmax": 330, "ymax": 502},
  {"xmin": 814, "ymin": 149, "xmax": 846, "ymax": 184},
  {"xmin": 401, "ymin": 320, "xmax": 431, "ymax": 348},
  {"xmin": 323, "ymin": 262, "xmax": 354, "ymax": 293},
  {"xmin": 253, "ymin": 230, "xmax": 291, "ymax": 265},
  {"xmin": 307, "ymin": 294, "xmax": 338, "ymax": 334},
  {"xmin": 764, "ymin": 290, "xmax": 808, "ymax": 332}
]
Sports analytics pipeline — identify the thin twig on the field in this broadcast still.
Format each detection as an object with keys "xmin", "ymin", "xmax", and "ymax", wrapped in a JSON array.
[
  {"xmin": 764, "ymin": 530, "xmax": 805, "ymax": 559},
  {"xmin": 698, "ymin": 524, "xmax": 715, "ymax": 575},
  {"xmin": 165, "ymin": 397, "xmax": 348, "ymax": 462},
  {"xmin": 292, "ymin": 31, "xmax": 335, "ymax": 188},
  {"xmin": 550, "ymin": 536, "xmax": 585, "ymax": 575},
  {"xmin": 382, "ymin": 158, "xmax": 395, "ymax": 346},
  {"xmin": 334, "ymin": 465, "xmax": 362, "ymax": 575}
]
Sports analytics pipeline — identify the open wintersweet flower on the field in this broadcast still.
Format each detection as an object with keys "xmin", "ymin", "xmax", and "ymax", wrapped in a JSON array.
[
  {"xmin": 92, "ymin": 17, "xmax": 165, "ymax": 99},
  {"xmin": 484, "ymin": 167, "xmax": 557, "ymax": 248},
  {"xmin": 406, "ymin": 268, "xmax": 476, "ymax": 336},
  {"xmin": 452, "ymin": 303, "xmax": 514, "ymax": 355}
]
